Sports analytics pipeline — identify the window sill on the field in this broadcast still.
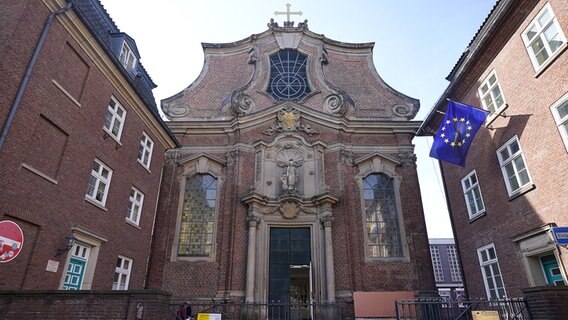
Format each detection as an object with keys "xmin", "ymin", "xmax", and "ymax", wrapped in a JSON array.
[
  {"xmin": 125, "ymin": 219, "xmax": 141, "ymax": 229},
  {"xmin": 485, "ymin": 104, "xmax": 509, "ymax": 127},
  {"xmin": 102, "ymin": 130, "xmax": 123, "ymax": 149},
  {"xmin": 21, "ymin": 163, "xmax": 58, "ymax": 185},
  {"xmin": 175, "ymin": 256, "xmax": 216, "ymax": 263},
  {"xmin": 469, "ymin": 211, "xmax": 487, "ymax": 223},
  {"xmin": 364, "ymin": 256, "xmax": 410, "ymax": 263},
  {"xmin": 137, "ymin": 159, "xmax": 152, "ymax": 173},
  {"xmin": 84, "ymin": 197, "xmax": 108, "ymax": 211},
  {"xmin": 508, "ymin": 183, "xmax": 536, "ymax": 201},
  {"xmin": 533, "ymin": 43, "xmax": 568, "ymax": 78}
]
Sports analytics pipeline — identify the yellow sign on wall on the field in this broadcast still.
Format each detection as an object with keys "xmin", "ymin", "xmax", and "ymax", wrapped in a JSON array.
[
  {"xmin": 197, "ymin": 313, "xmax": 222, "ymax": 320},
  {"xmin": 472, "ymin": 310, "xmax": 499, "ymax": 320}
]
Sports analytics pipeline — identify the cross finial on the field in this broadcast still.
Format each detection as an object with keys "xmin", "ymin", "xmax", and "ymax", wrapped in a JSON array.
[{"xmin": 274, "ymin": 3, "xmax": 302, "ymax": 27}]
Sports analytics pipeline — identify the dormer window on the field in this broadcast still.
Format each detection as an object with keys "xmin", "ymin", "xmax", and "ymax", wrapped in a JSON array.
[
  {"xmin": 119, "ymin": 42, "xmax": 136, "ymax": 72},
  {"xmin": 268, "ymin": 50, "xmax": 310, "ymax": 101}
]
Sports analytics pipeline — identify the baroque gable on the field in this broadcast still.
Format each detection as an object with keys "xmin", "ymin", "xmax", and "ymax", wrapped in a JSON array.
[{"xmin": 161, "ymin": 26, "xmax": 419, "ymax": 121}]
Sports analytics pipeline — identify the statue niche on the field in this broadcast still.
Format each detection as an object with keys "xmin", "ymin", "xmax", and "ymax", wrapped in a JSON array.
[
  {"xmin": 254, "ymin": 135, "xmax": 326, "ymax": 199},
  {"xmin": 279, "ymin": 159, "xmax": 301, "ymax": 192},
  {"xmin": 275, "ymin": 144, "xmax": 304, "ymax": 195}
]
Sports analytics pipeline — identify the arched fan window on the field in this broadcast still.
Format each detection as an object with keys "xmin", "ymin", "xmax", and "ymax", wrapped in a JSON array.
[{"xmin": 267, "ymin": 50, "xmax": 310, "ymax": 101}]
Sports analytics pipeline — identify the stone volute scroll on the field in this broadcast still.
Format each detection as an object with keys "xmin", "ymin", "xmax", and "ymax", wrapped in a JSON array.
[{"xmin": 230, "ymin": 90, "xmax": 256, "ymax": 116}]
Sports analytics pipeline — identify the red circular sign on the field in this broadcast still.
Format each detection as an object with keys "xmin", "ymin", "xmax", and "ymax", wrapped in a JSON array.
[{"xmin": 0, "ymin": 220, "xmax": 24, "ymax": 263}]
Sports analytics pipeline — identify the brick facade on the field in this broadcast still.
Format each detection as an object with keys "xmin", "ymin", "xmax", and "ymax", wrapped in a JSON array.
[
  {"xmin": 0, "ymin": 0, "xmax": 177, "ymax": 292},
  {"xmin": 421, "ymin": 0, "xmax": 568, "ymax": 305},
  {"xmin": 150, "ymin": 19, "xmax": 436, "ymax": 318}
]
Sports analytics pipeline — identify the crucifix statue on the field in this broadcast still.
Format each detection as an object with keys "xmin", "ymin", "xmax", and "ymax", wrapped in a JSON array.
[{"xmin": 274, "ymin": 3, "xmax": 302, "ymax": 27}]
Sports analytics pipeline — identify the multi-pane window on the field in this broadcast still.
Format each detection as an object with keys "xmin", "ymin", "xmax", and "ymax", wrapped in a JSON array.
[
  {"xmin": 478, "ymin": 244, "xmax": 507, "ymax": 300},
  {"xmin": 447, "ymin": 245, "xmax": 463, "ymax": 282},
  {"xmin": 137, "ymin": 132, "xmax": 154, "ymax": 169},
  {"xmin": 267, "ymin": 50, "xmax": 311, "ymax": 101},
  {"xmin": 103, "ymin": 97, "xmax": 126, "ymax": 141},
  {"xmin": 430, "ymin": 246, "xmax": 444, "ymax": 282},
  {"xmin": 522, "ymin": 3, "xmax": 566, "ymax": 70},
  {"xmin": 126, "ymin": 187, "xmax": 144, "ymax": 225},
  {"xmin": 112, "ymin": 256, "xmax": 132, "ymax": 290},
  {"xmin": 551, "ymin": 95, "xmax": 568, "ymax": 151},
  {"xmin": 119, "ymin": 42, "xmax": 137, "ymax": 71},
  {"xmin": 461, "ymin": 170, "xmax": 485, "ymax": 219},
  {"xmin": 497, "ymin": 136, "xmax": 532, "ymax": 196},
  {"xmin": 178, "ymin": 174, "xmax": 218, "ymax": 257},
  {"xmin": 86, "ymin": 159, "xmax": 113, "ymax": 206},
  {"xmin": 478, "ymin": 70, "xmax": 505, "ymax": 116},
  {"xmin": 363, "ymin": 173, "xmax": 402, "ymax": 258}
]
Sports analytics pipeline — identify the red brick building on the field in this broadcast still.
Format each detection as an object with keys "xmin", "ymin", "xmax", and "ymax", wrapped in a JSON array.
[
  {"xmin": 148, "ymin": 16, "xmax": 435, "ymax": 318},
  {"xmin": 0, "ymin": 0, "xmax": 177, "ymax": 292},
  {"xmin": 420, "ymin": 0, "xmax": 568, "ymax": 304}
]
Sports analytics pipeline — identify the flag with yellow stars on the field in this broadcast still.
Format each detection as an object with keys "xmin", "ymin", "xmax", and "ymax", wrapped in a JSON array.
[{"xmin": 429, "ymin": 100, "xmax": 489, "ymax": 166}]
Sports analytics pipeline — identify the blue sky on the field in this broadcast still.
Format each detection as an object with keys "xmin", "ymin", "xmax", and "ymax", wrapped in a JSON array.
[{"xmin": 100, "ymin": 0, "xmax": 498, "ymax": 238}]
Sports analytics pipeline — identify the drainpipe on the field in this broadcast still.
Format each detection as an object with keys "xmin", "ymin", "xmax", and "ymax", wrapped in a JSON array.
[{"xmin": 0, "ymin": 1, "xmax": 73, "ymax": 152}]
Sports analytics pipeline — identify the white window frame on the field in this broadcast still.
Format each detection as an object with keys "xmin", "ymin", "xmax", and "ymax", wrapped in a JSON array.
[
  {"xmin": 85, "ymin": 159, "xmax": 113, "ymax": 206},
  {"xmin": 461, "ymin": 170, "xmax": 486, "ymax": 220},
  {"xmin": 521, "ymin": 3, "xmax": 567, "ymax": 72},
  {"xmin": 478, "ymin": 70, "xmax": 506, "ymax": 121},
  {"xmin": 119, "ymin": 41, "xmax": 137, "ymax": 71},
  {"xmin": 112, "ymin": 255, "xmax": 132, "ymax": 290},
  {"xmin": 550, "ymin": 92, "xmax": 568, "ymax": 152},
  {"xmin": 477, "ymin": 243, "xmax": 507, "ymax": 300},
  {"xmin": 126, "ymin": 187, "xmax": 144, "ymax": 226},
  {"xmin": 137, "ymin": 132, "xmax": 154, "ymax": 169},
  {"xmin": 103, "ymin": 97, "xmax": 126, "ymax": 142},
  {"xmin": 496, "ymin": 136, "xmax": 533, "ymax": 197}
]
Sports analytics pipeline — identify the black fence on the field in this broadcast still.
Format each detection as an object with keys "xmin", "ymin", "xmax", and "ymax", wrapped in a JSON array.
[
  {"xmin": 171, "ymin": 300, "xmax": 342, "ymax": 320},
  {"xmin": 395, "ymin": 298, "xmax": 531, "ymax": 320}
]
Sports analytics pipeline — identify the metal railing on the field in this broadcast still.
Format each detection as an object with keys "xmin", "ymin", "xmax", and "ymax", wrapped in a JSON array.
[
  {"xmin": 395, "ymin": 297, "xmax": 531, "ymax": 320},
  {"xmin": 171, "ymin": 300, "xmax": 342, "ymax": 320}
]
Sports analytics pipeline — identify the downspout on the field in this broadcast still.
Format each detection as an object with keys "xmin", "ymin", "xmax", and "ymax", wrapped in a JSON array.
[
  {"xmin": 0, "ymin": 0, "xmax": 73, "ymax": 152},
  {"xmin": 438, "ymin": 161, "xmax": 470, "ymax": 299},
  {"xmin": 144, "ymin": 161, "xmax": 165, "ymax": 289}
]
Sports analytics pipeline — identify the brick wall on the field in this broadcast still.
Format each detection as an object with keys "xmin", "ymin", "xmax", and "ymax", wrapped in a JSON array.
[
  {"xmin": 437, "ymin": 0, "xmax": 568, "ymax": 299},
  {"xmin": 0, "ymin": 0, "xmax": 173, "ymax": 291},
  {"xmin": 0, "ymin": 290, "xmax": 172, "ymax": 320},
  {"xmin": 523, "ymin": 286, "xmax": 568, "ymax": 320}
]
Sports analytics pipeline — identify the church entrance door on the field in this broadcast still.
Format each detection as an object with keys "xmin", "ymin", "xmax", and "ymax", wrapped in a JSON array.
[{"xmin": 268, "ymin": 227, "xmax": 312, "ymax": 318}]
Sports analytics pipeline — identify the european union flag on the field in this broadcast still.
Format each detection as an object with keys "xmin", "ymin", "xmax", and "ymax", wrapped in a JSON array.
[{"xmin": 429, "ymin": 100, "xmax": 489, "ymax": 166}]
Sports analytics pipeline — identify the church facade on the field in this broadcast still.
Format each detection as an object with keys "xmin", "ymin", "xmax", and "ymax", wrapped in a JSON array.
[{"xmin": 149, "ymin": 18, "xmax": 435, "ymax": 316}]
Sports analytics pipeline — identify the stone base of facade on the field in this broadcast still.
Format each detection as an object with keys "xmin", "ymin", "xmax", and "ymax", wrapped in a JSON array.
[
  {"xmin": 522, "ymin": 286, "xmax": 568, "ymax": 320},
  {"xmin": 0, "ymin": 290, "xmax": 172, "ymax": 320}
]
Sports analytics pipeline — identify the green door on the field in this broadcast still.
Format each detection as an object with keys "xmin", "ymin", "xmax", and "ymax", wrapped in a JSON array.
[
  {"xmin": 541, "ymin": 254, "xmax": 565, "ymax": 285},
  {"xmin": 62, "ymin": 244, "xmax": 90, "ymax": 290},
  {"xmin": 269, "ymin": 228, "xmax": 311, "ymax": 319}
]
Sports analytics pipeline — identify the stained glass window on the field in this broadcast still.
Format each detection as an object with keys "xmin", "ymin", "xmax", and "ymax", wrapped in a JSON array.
[
  {"xmin": 363, "ymin": 173, "xmax": 402, "ymax": 258},
  {"xmin": 178, "ymin": 174, "xmax": 217, "ymax": 257},
  {"xmin": 268, "ymin": 50, "xmax": 310, "ymax": 101}
]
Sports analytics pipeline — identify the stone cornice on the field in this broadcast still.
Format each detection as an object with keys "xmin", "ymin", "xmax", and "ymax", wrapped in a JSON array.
[{"xmin": 166, "ymin": 103, "xmax": 421, "ymax": 135}]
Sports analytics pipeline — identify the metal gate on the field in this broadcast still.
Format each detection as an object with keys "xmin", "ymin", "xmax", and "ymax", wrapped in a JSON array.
[
  {"xmin": 395, "ymin": 298, "xmax": 531, "ymax": 320},
  {"xmin": 172, "ymin": 300, "xmax": 341, "ymax": 320}
]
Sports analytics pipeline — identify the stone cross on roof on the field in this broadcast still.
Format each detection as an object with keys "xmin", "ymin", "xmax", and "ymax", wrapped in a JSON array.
[{"xmin": 274, "ymin": 3, "xmax": 302, "ymax": 27}]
